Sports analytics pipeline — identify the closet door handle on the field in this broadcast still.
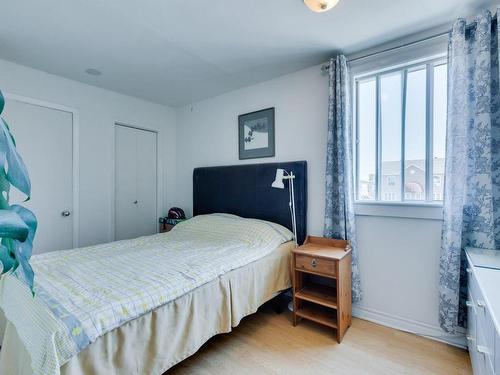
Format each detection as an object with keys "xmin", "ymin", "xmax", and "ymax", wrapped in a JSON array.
[
  {"xmin": 61, "ymin": 210, "xmax": 71, "ymax": 217},
  {"xmin": 133, "ymin": 200, "xmax": 138, "ymax": 204}
]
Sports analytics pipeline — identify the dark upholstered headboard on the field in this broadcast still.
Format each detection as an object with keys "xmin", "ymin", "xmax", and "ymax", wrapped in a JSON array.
[{"xmin": 193, "ymin": 161, "xmax": 307, "ymax": 244}]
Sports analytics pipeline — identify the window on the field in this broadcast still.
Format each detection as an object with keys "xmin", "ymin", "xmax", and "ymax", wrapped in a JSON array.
[{"xmin": 355, "ymin": 57, "xmax": 447, "ymax": 204}]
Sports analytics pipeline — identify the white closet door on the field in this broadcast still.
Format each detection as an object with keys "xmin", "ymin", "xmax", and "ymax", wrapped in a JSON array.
[
  {"xmin": 3, "ymin": 98, "xmax": 74, "ymax": 253},
  {"xmin": 115, "ymin": 124, "xmax": 157, "ymax": 241},
  {"xmin": 135, "ymin": 128, "xmax": 157, "ymax": 237}
]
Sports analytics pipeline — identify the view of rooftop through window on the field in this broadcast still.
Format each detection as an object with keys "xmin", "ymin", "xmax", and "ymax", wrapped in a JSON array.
[{"xmin": 355, "ymin": 58, "xmax": 447, "ymax": 203}]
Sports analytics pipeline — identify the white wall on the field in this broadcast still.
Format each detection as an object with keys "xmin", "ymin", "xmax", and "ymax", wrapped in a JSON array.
[
  {"xmin": 0, "ymin": 58, "xmax": 176, "ymax": 247},
  {"xmin": 175, "ymin": 64, "xmax": 328, "ymax": 233},
  {"xmin": 354, "ymin": 215, "xmax": 459, "ymax": 345},
  {"xmin": 175, "ymin": 65, "xmax": 463, "ymax": 346}
]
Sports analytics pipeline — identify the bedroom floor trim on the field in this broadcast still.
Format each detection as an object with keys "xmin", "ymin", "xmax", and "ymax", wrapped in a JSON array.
[
  {"xmin": 167, "ymin": 308, "xmax": 471, "ymax": 375},
  {"xmin": 352, "ymin": 305, "xmax": 467, "ymax": 349}
]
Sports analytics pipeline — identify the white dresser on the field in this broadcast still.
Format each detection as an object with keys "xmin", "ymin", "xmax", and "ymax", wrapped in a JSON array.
[{"xmin": 466, "ymin": 248, "xmax": 500, "ymax": 375}]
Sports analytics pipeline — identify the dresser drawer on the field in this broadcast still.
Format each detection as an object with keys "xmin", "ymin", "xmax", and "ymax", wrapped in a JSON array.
[
  {"xmin": 474, "ymin": 290, "xmax": 495, "ymax": 372},
  {"xmin": 295, "ymin": 254, "xmax": 337, "ymax": 277},
  {"xmin": 477, "ymin": 329, "xmax": 495, "ymax": 375},
  {"xmin": 467, "ymin": 290, "xmax": 481, "ymax": 374},
  {"xmin": 468, "ymin": 337, "xmax": 483, "ymax": 375},
  {"xmin": 468, "ymin": 265, "xmax": 496, "ymax": 375},
  {"xmin": 469, "ymin": 268, "xmax": 481, "ymax": 305},
  {"xmin": 467, "ymin": 290, "xmax": 477, "ymax": 344}
]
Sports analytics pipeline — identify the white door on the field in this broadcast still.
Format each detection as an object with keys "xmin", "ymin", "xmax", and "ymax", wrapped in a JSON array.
[
  {"xmin": 115, "ymin": 124, "xmax": 157, "ymax": 240},
  {"xmin": 3, "ymin": 98, "xmax": 74, "ymax": 253}
]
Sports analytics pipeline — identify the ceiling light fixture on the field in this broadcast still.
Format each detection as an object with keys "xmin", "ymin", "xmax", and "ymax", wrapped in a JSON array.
[
  {"xmin": 85, "ymin": 68, "xmax": 102, "ymax": 76},
  {"xmin": 303, "ymin": 0, "xmax": 340, "ymax": 13}
]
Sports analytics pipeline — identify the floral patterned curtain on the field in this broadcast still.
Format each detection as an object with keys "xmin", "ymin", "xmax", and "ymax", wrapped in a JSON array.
[
  {"xmin": 439, "ymin": 10, "xmax": 500, "ymax": 333},
  {"xmin": 324, "ymin": 56, "xmax": 361, "ymax": 302}
]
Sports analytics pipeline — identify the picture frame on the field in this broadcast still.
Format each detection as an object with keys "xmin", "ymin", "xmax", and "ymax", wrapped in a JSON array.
[{"xmin": 238, "ymin": 107, "xmax": 275, "ymax": 160}]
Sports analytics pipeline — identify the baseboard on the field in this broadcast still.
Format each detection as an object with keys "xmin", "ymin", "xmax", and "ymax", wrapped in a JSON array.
[{"xmin": 352, "ymin": 305, "xmax": 467, "ymax": 349}]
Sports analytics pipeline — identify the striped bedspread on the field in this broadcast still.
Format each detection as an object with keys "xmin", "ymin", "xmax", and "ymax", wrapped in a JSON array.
[{"xmin": 0, "ymin": 214, "xmax": 292, "ymax": 375}]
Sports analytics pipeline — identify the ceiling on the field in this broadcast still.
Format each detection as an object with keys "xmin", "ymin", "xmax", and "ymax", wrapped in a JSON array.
[{"xmin": 0, "ymin": 0, "xmax": 495, "ymax": 107}]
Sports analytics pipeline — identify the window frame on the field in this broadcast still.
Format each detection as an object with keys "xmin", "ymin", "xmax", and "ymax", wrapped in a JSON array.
[{"xmin": 353, "ymin": 55, "xmax": 447, "ymax": 207}]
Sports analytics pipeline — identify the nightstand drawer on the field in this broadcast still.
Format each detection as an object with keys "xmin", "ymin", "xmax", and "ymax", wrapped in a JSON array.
[{"xmin": 295, "ymin": 254, "xmax": 337, "ymax": 277}]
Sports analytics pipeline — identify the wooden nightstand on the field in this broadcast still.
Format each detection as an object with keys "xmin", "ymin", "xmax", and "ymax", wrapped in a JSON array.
[{"xmin": 291, "ymin": 236, "xmax": 352, "ymax": 343}]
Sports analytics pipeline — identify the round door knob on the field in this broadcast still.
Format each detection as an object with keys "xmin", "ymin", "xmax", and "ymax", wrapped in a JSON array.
[
  {"xmin": 133, "ymin": 200, "xmax": 138, "ymax": 204},
  {"xmin": 61, "ymin": 210, "xmax": 71, "ymax": 217}
]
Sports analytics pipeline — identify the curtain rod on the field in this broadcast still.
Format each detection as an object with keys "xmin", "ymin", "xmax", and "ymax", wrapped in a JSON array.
[
  {"xmin": 321, "ymin": 14, "xmax": 497, "ymax": 73},
  {"xmin": 320, "ymin": 31, "xmax": 448, "ymax": 73}
]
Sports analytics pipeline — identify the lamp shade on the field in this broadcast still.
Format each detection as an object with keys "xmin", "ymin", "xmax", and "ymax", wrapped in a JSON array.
[
  {"xmin": 271, "ymin": 168, "xmax": 285, "ymax": 189},
  {"xmin": 303, "ymin": 0, "xmax": 340, "ymax": 13}
]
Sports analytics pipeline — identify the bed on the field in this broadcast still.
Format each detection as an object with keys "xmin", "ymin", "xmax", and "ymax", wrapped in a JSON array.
[{"xmin": 0, "ymin": 161, "xmax": 307, "ymax": 375}]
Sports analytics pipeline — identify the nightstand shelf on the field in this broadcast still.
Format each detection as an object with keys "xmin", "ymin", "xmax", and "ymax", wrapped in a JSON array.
[
  {"xmin": 295, "ymin": 303, "xmax": 338, "ymax": 329},
  {"xmin": 295, "ymin": 284, "xmax": 337, "ymax": 309},
  {"xmin": 292, "ymin": 235, "xmax": 352, "ymax": 343}
]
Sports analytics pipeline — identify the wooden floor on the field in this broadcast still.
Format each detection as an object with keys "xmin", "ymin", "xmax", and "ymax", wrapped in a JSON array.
[{"xmin": 167, "ymin": 307, "xmax": 471, "ymax": 375}]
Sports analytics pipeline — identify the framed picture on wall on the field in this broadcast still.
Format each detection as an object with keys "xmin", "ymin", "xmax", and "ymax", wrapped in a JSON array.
[{"xmin": 238, "ymin": 107, "xmax": 275, "ymax": 160}]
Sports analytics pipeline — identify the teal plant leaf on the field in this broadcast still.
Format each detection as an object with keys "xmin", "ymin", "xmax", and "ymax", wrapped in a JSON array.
[
  {"xmin": 9, "ymin": 205, "xmax": 36, "ymax": 288},
  {"xmin": 0, "ymin": 169, "xmax": 10, "ymax": 210},
  {"xmin": 0, "ymin": 244, "xmax": 15, "ymax": 274},
  {"xmin": 0, "ymin": 89, "xmax": 36, "ymax": 292},
  {"xmin": 0, "ymin": 90, "xmax": 31, "ymax": 198},
  {"xmin": 0, "ymin": 117, "xmax": 31, "ymax": 198},
  {"xmin": 0, "ymin": 209, "xmax": 29, "ymax": 241}
]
